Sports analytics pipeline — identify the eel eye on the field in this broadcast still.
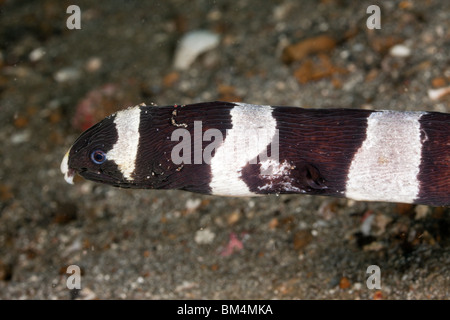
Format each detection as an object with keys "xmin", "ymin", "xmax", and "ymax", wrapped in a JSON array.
[{"xmin": 90, "ymin": 150, "xmax": 107, "ymax": 165}]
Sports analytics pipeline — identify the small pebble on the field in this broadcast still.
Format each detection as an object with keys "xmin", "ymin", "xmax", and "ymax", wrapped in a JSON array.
[
  {"xmin": 282, "ymin": 35, "xmax": 336, "ymax": 64},
  {"xmin": 428, "ymin": 85, "xmax": 450, "ymax": 101},
  {"xmin": 185, "ymin": 198, "xmax": 201, "ymax": 212},
  {"xmin": 361, "ymin": 212, "xmax": 375, "ymax": 236},
  {"xmin": 11, "ymin": 130, "xmax": 30, "ymax": 144},
  {"xmin": 54, "ymin": 67, "xmax": 81, "ymax": 83},
  {"xmin": 194, "ymin": 228, "xmax": 215, "ymax": 244},
  {"xmin": 227, "ymin": 210, "xmax": 240, "ymax": 225},
  {"xmin": 29, "ymin": 47, "xmax": 46, "ymax": 62},
  {"xmin": 85, "ymin": 57, "xmax": 102, "ymax": 72},
  {"xmin": 363, "ymin": 241, "xmax": 384, "ymax": 251},
  {"xmin": 77, "ymin": 287, "xmax": 97, "ymax": 300},
  {"xmin": 414, "ymin": 205, "xmax": 429, "ymax": 220},
  {"xmin": 339, "ymin": 277, "xmax": 351, "ymax": 289},
  {"xmin": 162, "ymin": 71, "xmax": 180, "ymax": 87},
  {"xmin": 268, "ymin": 218, "xmax": 278, "ymax": 229},
  {"xmin": 175, "ymin": 280, "xmax": 197, "ymax": 292},
  {"xmin": 136, "ymin": 276, "xmax": 144, "ymax": 284},
  {"xmin": 0, "ymin": 185, "xmax": 13, "ymax": 202},
  {"xmin": 431, "ymin": 77, "xmax": 446, "ymax": 88},
  {"xmin": 273, "ymin": 2, "xmax": 294, "ymax": 21},
  {"xmin": 373, "ymin": 214, "xmax": 392, "ymax": 235},
  {"xmin": 13, "ymin": 115, "xmax": 29, "ymax": 128},
  {"xmin": 389, "ymin": 44, "xmax": 411, "ymax": 57},
  {"xmin": 373, "ymin": 291, "xmax": 383, "ymax": 300},
  {"xmin": 293, "ymin": 230, "xmax": 313, "ymax": 251},
  {"xmin": 353, "ymin": 282, "xmax": 362, "ymax": 291},
  {"xmin": 370, "ymin": 36, "xmax": 403, "ymax": 54}
]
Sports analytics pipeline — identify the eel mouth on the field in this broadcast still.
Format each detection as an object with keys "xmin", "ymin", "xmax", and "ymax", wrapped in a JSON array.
[{"xmin": 61, "ymin": 149, "xmax": 75, "ymax": 184}]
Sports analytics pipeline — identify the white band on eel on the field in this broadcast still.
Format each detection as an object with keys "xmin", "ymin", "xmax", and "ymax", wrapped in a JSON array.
[
  {"xmin": 209, "ymin": 103, "xmax": 277, "ymax": 196},
  {"xmin": 106, "ymin": 106, "xmax": 141, "ymax": 180},
  {"xmin": 345, "ymin": 110, "xmax": 425, "ymax": 203}
]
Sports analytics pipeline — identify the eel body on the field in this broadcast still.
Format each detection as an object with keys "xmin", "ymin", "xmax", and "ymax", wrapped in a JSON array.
[{"xmin": 61, "ymin": 101, "xmax": 450, "ymax": 206}]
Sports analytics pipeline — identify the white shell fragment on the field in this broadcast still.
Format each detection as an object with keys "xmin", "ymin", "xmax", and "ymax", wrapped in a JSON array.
[
  {"xmin": 389, "ymin": 44, "xmax": 411, "ymax": 58},
  {"xmin": 29, "ymin": 47, "xmax": 46, "ymax": 62},
  {"xmin": 173, "ymin": 30, "xmax": 220, "ymax": 70},
  {"xmin": 428, "ymin": 85, "xmax": 450, "ymax": 101},
  {"xmin": 194, "ymin": 228, "xmax": 215, "ymax": 244}
]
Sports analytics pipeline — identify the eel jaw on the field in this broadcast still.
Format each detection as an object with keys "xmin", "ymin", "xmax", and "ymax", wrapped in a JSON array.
[{"xmin": 61, "ymin": 149, "xmax": 75, "ymax": 185}]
